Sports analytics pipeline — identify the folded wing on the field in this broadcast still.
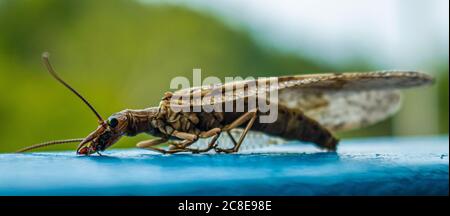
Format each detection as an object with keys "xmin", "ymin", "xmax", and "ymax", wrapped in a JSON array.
[
  {"xmin": 171, "ymin": 71, "xmax": 433, "ymax": 131},
  {"xmin": 278, "ymin": 89, "xmax": 402, "ymax": 131}
]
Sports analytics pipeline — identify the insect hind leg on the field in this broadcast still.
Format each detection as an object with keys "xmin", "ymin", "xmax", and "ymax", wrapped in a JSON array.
[
  {"xmin": 216, "ymin": 109, "xmax": 258, "ymax": 153},
  {"xmin": 226, "ymin": 131, "xmax": 238, "ymax": 146}
]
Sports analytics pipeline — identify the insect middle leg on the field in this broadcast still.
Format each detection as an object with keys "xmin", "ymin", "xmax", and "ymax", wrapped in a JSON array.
[
  {"xmin": 216, "ymin": 109, "xmax": 258, "ymax": 153},
  {"xmin": 169, "ymin": 128, "xmax": 221, "ymax": 149},
  {"xmin": 172, "ymin": 130, "xmax": 197, "ymax": 141},
  {"xmin": 139, "ymin": 139, "xmax": 196, "ymax": 154},
  {"xmin": 139, "ymin": 128, "xmax": 222, "ymax": 154},
  {"xmin": 183, "ymin": 133, "xmax": 221, "ymax": 154}
]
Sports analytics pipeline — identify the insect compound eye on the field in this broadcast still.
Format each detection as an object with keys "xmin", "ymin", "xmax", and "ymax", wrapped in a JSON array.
[{"xmin": 107, "ymin": 117, "xmax": 119, "ymax": 128}]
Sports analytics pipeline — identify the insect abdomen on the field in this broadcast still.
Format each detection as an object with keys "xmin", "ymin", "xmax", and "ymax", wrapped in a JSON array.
[{"xmin": 251, "ymin": 105, "xmax": 339, "ymax": 150}]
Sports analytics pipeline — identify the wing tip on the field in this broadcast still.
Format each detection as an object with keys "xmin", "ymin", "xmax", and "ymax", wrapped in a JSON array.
[
  {"xmin": 356, "ymin": 70, "xmax": 435, "ymax": 88},
  {"xmin": 396, "ymin": 70, "xmax": 435, "ymax": 87}
]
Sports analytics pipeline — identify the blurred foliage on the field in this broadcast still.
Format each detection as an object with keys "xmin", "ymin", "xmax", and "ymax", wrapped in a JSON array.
[
  {"xmin": 0, "ymin": 0, "xmax": 447, "ymax": 153},
  {"xmin": 437, "ymin": 65, "xmax": 449, "ymax": 134}
]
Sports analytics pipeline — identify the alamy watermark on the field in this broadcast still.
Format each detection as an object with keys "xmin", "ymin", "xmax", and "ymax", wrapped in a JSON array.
[{"xmin": 168, "ymin": 69, "xmax": 279, "ymax": 123}]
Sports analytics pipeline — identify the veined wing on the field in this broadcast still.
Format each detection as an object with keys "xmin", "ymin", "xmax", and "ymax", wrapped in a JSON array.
[
  {"xmin": 170, "ymin": 71, "xmax": 433, "ymax": 108},
  {"xmin": 278, "ymin": 89, "xmax": 402, "ymax": 131},
  {"xmin": 191, "ymin": 128, "xmax": 287, "ymax": 151}
]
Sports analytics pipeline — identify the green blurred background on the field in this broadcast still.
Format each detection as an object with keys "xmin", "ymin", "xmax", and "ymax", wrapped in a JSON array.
[{"xmin": 0, "ymin": 0, "xmax": 448, "ymax": 152}]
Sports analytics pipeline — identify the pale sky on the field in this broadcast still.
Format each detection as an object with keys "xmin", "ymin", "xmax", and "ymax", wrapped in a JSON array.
[{"xmin": 144, "ymin": 0, "xmax": 449, "ymax": 71}]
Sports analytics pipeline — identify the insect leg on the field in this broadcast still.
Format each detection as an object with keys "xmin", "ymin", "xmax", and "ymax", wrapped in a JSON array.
[
  {"xmin": 136, "ymin": 138, "xmax": 168, "ymax": 148},
  {"xmin": 184, "ymin": 133, "xmax": 221, "ymax": 153},
  {"xmin": 172, "ymin": 130, "xmax": 198, "ymax": 141},
  {"xmin": 226, "ymin": 131, "xmax": 238, "ymax": 146},
  {"xmin": 139, "ymin": 139, "xmax": 196, "ymax": 154},
  {"xmin": 145, "ymin": 145, "xmax": 191, "ymax": 154},
  {"xmin": 137, "ymin": 138, "xmax": 190, "ymax": 154},
  {"xmin": 136, "ymin": 138, "xmax": 189, "ymax": 154},
  {"xmin": 216, "ymin": 109, "xmax": 258, "ymax": 153},
  {"xmin": 199, "ymin": 128, "xmax": 221, "ymax": 138},
  {"xmin": 142, "ymin": 135, "xmax": 220, "ymax": 154},
  {"xmin": 222, "ymin": 110, "xmax": 257, "ymax": 132},
  {"xmin": 168, "ymin": 139, "xmax": 195, "ymax": 150},
  {"xmin": 170, "ymin": 128, "xmax": 221, "ymax": 151}
]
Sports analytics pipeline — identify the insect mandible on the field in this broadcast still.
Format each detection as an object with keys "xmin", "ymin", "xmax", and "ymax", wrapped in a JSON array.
[{"xmin": 16, "ymin": 52, "xmax": 434, "ymax": 155}]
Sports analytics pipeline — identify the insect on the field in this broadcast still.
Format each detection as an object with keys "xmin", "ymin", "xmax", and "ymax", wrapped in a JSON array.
[{"xmin": 16, "ymin": 52, "xmax": 434, "ymax": 155}]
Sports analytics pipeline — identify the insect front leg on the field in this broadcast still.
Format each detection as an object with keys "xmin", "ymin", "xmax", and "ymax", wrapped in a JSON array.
[
  {"xmin": 136, "ymin": 138, "xmax": 168, "ymax": 148},
  {"xmin": 146, "ymin": 140, "xmax": 196, "ymax": 154},
  {"xmin": 216, "ymin": 109, "xmax": 258, "ymax": 153},
  {"xmin": 146, "ymin": 146, "xmax": 191, "ymax": 154},
  {"xmin": 152, "ymin": 139, "xmax": 219, "ymax": 154},
  {"xmin": 136, "ymin": 138, "xmax": 190, "ymax": 154}
]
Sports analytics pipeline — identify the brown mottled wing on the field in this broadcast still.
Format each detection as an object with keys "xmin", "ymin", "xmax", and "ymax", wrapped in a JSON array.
[
  {"xmin": 171, "ymin": 71, "xmax": 433, "ymax": 108},
  {"xmin": 274, "ymin": 71, "xmax": 433, "ymax": 131},
  {"xmin": 275, "ymin": 70, "xmax": 433, "ymax": 91}
]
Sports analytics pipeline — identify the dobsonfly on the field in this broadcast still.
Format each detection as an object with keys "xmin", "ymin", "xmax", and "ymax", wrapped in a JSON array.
[{"xmin": 16, "ymin": 52, "xmax": 434, "ymax": 155}]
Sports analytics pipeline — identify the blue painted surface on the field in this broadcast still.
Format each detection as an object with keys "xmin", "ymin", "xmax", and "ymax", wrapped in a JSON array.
[{"xmin": 0, "ymin": 136, "xmax": 448, "ymax": 195}]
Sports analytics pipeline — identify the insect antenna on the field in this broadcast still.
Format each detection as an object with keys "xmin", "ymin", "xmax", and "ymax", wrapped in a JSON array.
[
  {"xmin": 16, "ymin": 53, "xmax": 106, "ymax": 153},
  {"xmin": 16, "ymin": 138, "xmax": 84, "ymax": 153},
  {"xmin": 41, "ymin": 52, "xmax": 104, "ymax": 123}
]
